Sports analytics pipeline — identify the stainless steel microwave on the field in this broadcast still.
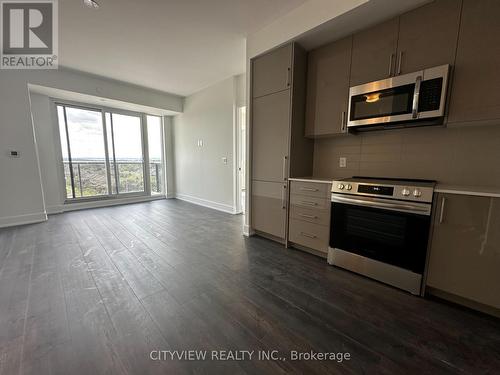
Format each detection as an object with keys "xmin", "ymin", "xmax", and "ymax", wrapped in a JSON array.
[{"xmin": 347, "ymin": 64, "xmax": 450, "ymax": 130}]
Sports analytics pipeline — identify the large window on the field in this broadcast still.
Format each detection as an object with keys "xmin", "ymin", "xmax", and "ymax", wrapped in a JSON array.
[{"xmin": 56, "ymin": 103, "xmax": 165, "ymax": 201}]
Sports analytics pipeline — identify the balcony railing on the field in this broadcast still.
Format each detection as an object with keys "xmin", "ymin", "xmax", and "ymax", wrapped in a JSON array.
[{"xmin": 63, "ymin": 160, "xmax": 162, "ymax": 198}]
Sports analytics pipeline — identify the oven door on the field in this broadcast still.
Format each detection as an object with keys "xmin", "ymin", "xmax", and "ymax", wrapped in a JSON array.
[{"xmin": 330, "ymin": 195, "xmax": 431, "ymax": 274}]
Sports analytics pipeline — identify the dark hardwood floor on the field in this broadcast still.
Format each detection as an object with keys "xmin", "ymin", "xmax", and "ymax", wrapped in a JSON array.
[{"xmin": 0, "ymin": 199, "xmax": 499, "ymax": 375}]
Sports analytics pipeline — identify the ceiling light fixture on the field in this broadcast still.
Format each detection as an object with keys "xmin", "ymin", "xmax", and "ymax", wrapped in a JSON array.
[{"xmin": 83, "ymin": 0, "xmax": 100, "ymax": 9}]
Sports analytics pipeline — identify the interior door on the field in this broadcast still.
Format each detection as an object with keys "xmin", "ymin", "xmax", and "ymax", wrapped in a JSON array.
[
  {"xmin": 305, "ymin": 36, "xmax": 352, "ymax": 136},
  {"xmin": 396, "ymin": 0, "xmax": 462, "ymax": 75},
  {"xmin": 448, "ymin": 0, "xmax": 500, "ymax": 124},
  {"xmin": 252, "ymin": 44, "xmax": 292, "ymax": 98},
  {"xmin": 252, "ymin": 89, "xmax": 290, "ymax": 183},
  {"xmin": 350, "ymin": 18, "xmax": 399, "ymax": 86}
]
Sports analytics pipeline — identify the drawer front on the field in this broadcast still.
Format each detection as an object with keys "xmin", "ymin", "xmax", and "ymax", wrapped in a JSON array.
[
  {"xmin": 290, "ymin": 194, "xmax": 329, "ymax": 210},
  {"xmin": 290, "ymin": 205, "xmax": 330, "ymax": 226},
  {"xmin": 290, "ymin": 181, "xmax": 330, "ymax": 198},
  {"xmin": 289, "ymin": 219, "xmax": 330, "ymax": 253}
]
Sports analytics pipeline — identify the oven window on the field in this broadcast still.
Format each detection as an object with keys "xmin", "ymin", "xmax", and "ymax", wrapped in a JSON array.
[
  {"xmin": 350, "ymin": 83, "xmax": 415, "ymax": 121},
  {"xmin": 330, "ymin": 203, "xmax": 430, "ymax": 273}
]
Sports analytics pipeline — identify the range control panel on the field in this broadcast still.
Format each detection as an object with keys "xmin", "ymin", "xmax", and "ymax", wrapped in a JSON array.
[{"xmin": 332, "ymin": 179, "xmax": 435, "ymax": 203}]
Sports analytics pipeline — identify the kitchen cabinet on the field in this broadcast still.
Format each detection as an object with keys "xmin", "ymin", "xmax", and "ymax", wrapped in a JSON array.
[
  {"xmin": 288, "ymin": 180, "xmax": 332, "ymax": 255},
  {"xmin": 252, "ymin": 181, "xmax": 287, "ymax": 239},
  {"xmin": 305, "ymin": 36, "xmax": 352, "ymax": 137},
  {"xmin": 349, "ymin": 18, "xmax": 399, "ymax": 86},
  {"xmin": 427, "ymin": 193, "xmax": 500, "ymax": 311},
  {"xmin": 252, "ymin": 43, "xmax": 292, "ymax": 98},
  {"xmin": 252, "ymin": 90, "xmax": 290, "ymax": 183},
  {"xmin": 350, "ymin": 0, "xmax": 461, "ymax": 86},
  {"xmin": 448, "ymin": 0, "xmax": 500, "ymax": 124},
  {"xmin": 250, "ymin": 43, "xmax": 313, "ymax": 242},
  {"xmin": 397, "ymin": 0, "xmax": 461, "ymax": 75}
]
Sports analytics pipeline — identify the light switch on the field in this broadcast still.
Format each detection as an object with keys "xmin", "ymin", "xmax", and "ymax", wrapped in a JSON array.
[
  {"xmin": 339, "ymin": 157, "xmax": 347, "ymax": 168},
  {"xmin": 9, "ymin": 150, "xmax": 20, "ymax": 158},
  {"xmin": 222, "ymin": 157, "xmax": 228, "ymax": 165}
]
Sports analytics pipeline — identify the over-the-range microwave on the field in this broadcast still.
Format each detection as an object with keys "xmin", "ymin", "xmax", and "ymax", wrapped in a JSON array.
[{"xmin": 347, "ymin": 64, "xmax": 450, "ymax": 131}]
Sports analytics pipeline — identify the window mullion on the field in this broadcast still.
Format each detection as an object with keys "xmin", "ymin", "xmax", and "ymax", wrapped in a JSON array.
[
  {"xmin": 142, "ymin": 114, "xmax": 151, "ymax": 196},
  {"xmin": 62, "ymin": 106, "xmax": 76, "ymax": 199},
  {"xmin": 101, "ymin": 110, "xmax": 113, "ymax": 197}
]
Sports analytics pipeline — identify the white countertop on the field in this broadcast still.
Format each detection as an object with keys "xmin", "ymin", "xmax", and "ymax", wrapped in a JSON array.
[
  {"xmin": 288, "ymin": 177, "xmax": 334, "ymax": 184},
  {"xmin": 435, "ymin": 184, "xmax": 500, "ymax": 198}
]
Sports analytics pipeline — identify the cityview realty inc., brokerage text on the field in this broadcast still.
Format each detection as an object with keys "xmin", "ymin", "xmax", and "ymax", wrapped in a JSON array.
[{"xmin": 150, "ymin": 350, "xmax": 351, "ymax": 362}]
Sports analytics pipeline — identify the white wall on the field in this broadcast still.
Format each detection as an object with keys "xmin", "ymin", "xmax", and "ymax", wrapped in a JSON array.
[
  {"xmin": 0, "ymin": 68, "xmax": 182, "ymax": 228},
  {"xmin": 173, "ymin": 75, "xmax": 245, "ymax": 213}
]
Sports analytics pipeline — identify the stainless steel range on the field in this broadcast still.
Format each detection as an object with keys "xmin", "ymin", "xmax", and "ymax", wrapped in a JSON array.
[{"xmin": 328, "ymin": 177, "xmax": 436, "ymax": 295}]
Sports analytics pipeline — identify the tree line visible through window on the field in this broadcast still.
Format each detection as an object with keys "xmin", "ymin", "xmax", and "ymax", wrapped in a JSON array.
[{"xmin": 56, "ymin": 103, "xmax": 164, "ymax": 200}]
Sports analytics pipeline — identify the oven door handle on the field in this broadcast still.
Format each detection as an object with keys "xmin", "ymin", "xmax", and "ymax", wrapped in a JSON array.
[{"xmin": 331, "ymin": 194, "xmax": 431, "ymax": 216}]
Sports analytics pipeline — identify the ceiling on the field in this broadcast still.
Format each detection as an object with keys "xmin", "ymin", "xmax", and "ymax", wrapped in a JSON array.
[{"xmin": 59, "ymin": 0, "xmax": 307, "ymax": 96}]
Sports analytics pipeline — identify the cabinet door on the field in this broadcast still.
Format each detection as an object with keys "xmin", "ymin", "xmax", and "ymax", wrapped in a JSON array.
[
  {"xmin": 252, "ymin": 90, "xmax": 290, "ymax": 182},
  {"xmin": 427, "ymin": 194, "xmax": 500, "ymax": 309},
  {"xmin": 252, "ymin": 44, "xmax": 292, "ymax": 98},
  {"xmin": 448, "ymin": 0, "xmax": 500, "ymax": 124},
  {"xmin": 252, "ymin": 181, "xmax": 286, "ymax": 239},
  {"xmin": 350, "ymin": 18, "xmax": 399, "ymax": 86},
  {"xmin": 397, "ymin": 0, "xmax": 461, "ymax": 74},
  {"xmin": 305, "ymin": 36, "xmax": 352, "ymax": 137}
]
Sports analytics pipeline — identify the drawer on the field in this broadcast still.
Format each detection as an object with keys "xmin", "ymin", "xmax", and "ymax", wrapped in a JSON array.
[
  {"xmin": 289, "ymin": 219, "xmax": 330, "ymax": 253},
  {"xmin": 290, "ymin": 194, "xmax": 330, "ymax": 210},
  {"xmin": 290, "ymin": 181, "xmax": 330, "ymax": 198},
  {"xmin": 290, "ymin": 205, "xmax": 330, "ymax": 226}
]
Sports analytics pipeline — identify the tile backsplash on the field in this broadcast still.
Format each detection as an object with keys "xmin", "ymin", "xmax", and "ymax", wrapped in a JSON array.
[{"xmin": 313, "ymin": 124, "xmax": 500, "ymax": 188}]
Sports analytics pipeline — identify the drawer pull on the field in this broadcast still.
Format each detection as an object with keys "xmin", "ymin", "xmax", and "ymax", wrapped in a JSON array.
[
  {"xmin": 300, "ymin": 187, "xmax": 319, "ymax": 192},
  {"xmin": 299, "ymin": 213, "xmax": 318, "ymax": 219},
  {"xmin": 300, "ymin": 201, "xmax": 318, "ymax": 206},
  {"xmin": 300, "ymin": 232, "xmax": 317, "ymax": 239}
]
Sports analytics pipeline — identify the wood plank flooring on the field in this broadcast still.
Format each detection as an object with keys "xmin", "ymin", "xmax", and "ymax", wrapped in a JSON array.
[{"xmin": 0, "ymin": 199, "xmax": 499, "ymax": 374}]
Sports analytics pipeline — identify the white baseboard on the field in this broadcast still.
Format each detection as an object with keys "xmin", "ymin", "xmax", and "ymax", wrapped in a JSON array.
[
  {"xmin": 175, "ymin": 193, "xmax": 236, "ymax": 214},
  {"xmin": 0, "ymin": 212, "xmax": 47, "ymax": 228},
  {"xmin": 60, "ymin": 195, "xmax": 166, "ymax": 213},
  {"xmin": 46, "ymin": 205, "xmax": 64, "ymax": 214},
  {"xmin": 243, "ymin": 224, "xmax": 255, "ymax": 237}
]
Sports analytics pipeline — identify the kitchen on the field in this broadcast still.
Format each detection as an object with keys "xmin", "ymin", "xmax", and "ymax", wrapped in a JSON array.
[{"xmin": 250, "ymin": 0, "xmax": 500, "ymax": 318}]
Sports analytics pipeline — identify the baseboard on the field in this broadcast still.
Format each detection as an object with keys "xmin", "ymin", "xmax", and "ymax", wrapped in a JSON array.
[
  {"xmin": 46, "ymin": 205, "xmax": 64, "ymax": 214},
  {"xmin": 0, "ymin": 212, "xmax": 47, "ymax": 228},
  {"xmin": 243, "ymin": 224, "xmax": 254, "ymax": 237},
  {"xmin": 60, "ymin": 195, "xmax": 166, "ymax": 213},
  {"xmin": 175, "ymin": 193, "xmax": 236, "ymax": 214}
]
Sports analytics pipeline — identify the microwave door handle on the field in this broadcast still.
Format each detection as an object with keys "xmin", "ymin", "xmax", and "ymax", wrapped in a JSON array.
[{"xmin": 412, "ymin": 75, "xmax": 422, "ymax": 119}]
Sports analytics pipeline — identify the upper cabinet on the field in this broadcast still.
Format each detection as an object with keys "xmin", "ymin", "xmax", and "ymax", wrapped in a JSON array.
[
  {"xmin": 349, "ymin": 18, "xmax": 399, "ymax": 86},
  {"xmin": 305, "ymin": 36, "xmax": 352, "ymax": 137},
  {"xmin": 252, "ymin": 44, "xmax": 292, "ymax": 98},
  {"xmin": 350, "ymin": 0, "xmax": 461, "ymax": 86},
  {"xmin": 448, "ymin": 0, "xmax": 500, "ymax": 124},
  {"xmin": 397, "ymin": 0, "xmax": 461, "ymax": 75}
]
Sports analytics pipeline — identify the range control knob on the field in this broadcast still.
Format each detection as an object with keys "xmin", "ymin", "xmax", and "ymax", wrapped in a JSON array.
[
  {"xmin": 345, "ymin": 184, "xmax": 352, "ymax": 191},
  {"xmin": 413, "ymin": 189, "xmax": 422, "ymax": 198},
  {"xmin": 337, "ymin": 183, "xmax": 345, "ymax": 190},
  {"xmin": 401, "ymin": 188, "xmax": 410, "ymax": 197}
]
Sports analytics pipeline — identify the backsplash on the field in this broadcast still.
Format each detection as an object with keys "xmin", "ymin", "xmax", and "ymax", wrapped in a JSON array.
[{"xmin": 313, "ymin": 123, "xmax": 500, "ymax": 188}]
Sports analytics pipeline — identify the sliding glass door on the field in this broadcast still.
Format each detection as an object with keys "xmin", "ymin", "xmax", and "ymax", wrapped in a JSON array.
[{"xmin": 57, "ymin": 103, "xmax": 165, "ymax": 201}]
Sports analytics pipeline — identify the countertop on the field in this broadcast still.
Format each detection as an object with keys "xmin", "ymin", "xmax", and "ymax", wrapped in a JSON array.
[
  {"xmin": 288, "ymin": 177, "xmax": 334, "ymax": 184},
  {"xmin": 289, "ymin": 178, "xmax": 500, "ymax": 198},
  {"xmin": 435, "ymin": 184, "xmax": 500, "ymax": 198}
]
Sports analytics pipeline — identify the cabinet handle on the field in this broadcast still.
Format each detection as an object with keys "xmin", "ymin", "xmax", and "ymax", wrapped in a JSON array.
[
  {"xmin": 300, "ymin": 187, "xmax": 319, "ymax": 192},
  {"xmin": 396, "ymin": 51, "xmax": 403, "ymax": 75},
  {"xmin": 282, "ymin": 185, "xmax": 287, "ymax": 209},
  {"xmin": 282, "ymin": 156, "xmax": 288, "ymax": 181},
  {"xmin": 286, "ymin": 67, "xmax": 291, "ymax": 87},
  {"xmin": 388, "ymin": 53, "xmax": 395, "ymax": 76},
  {"xmin": 299, "ymin": 214, "xmax": 318, "ymax": 219},
  {"xmin": 341, "ymin": 111, "xmax": 347, "ymax": 132},
  {"xmin": 301, "ymin": 232, "xmax": 317, "ymax": 239},
  {"xmin": 300, "ymin": 201, "xmax": 318, "ymax": 207},
  {"xmin": 439, "ymin": 197, "xmax": 446, "ymax": 224}
]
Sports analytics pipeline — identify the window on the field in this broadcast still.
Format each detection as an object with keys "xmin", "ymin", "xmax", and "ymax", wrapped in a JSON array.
[
  {"xmin": 147, "ymin": 115, "xmax": 164, "ymax": 195},
  {"xmin": 56, "ymin": 103, "xmax": 165, "ymax": 201}
]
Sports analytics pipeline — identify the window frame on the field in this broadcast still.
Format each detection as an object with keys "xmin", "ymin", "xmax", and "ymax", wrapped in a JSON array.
[{"xmin": 53, "ymin": 99, "xmax": 165, "ymax": 203}]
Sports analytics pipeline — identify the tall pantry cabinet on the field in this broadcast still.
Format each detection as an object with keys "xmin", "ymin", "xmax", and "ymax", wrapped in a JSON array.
[{"xmin": 250, "ymin": 43, "xmax": 313, "ymax": 242}]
